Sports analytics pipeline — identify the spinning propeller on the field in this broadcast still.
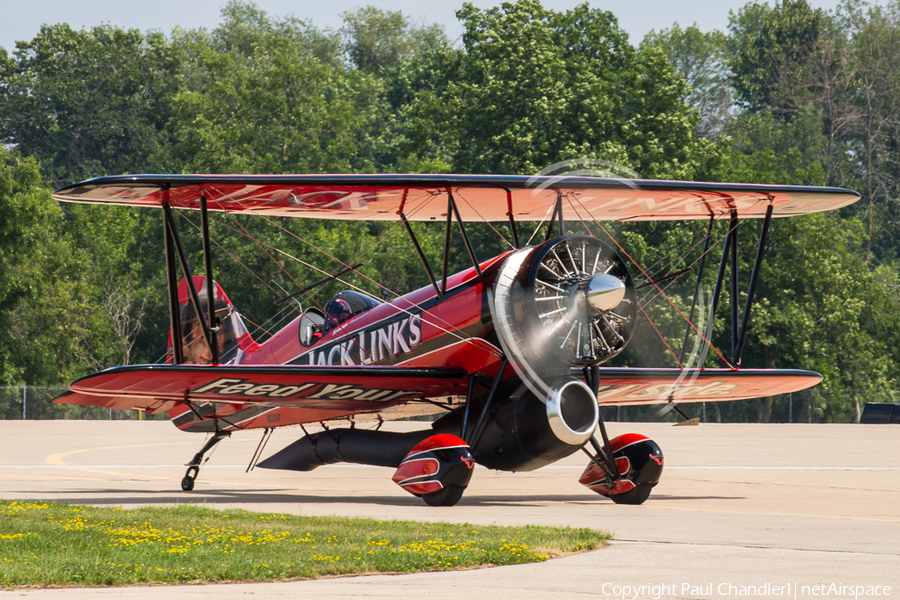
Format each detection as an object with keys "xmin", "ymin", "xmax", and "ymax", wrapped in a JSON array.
[{"xmin": 491, "ymin": 234, "xmax": 636, "ymax": 400}]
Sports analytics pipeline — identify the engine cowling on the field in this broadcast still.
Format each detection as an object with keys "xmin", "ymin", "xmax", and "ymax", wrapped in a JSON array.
[{"xmin": 472, "ymin": 379, "xmax": 600, "ymax": 471}]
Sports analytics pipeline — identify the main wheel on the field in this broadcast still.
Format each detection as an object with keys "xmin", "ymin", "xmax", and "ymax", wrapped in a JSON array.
[
  {"xmin": 422, "ymin": 484, "xmax": 465, "ymax": 507},
  {"xmin": 609, "ymin": 482, "xmax": 653, "ymax": 505}
]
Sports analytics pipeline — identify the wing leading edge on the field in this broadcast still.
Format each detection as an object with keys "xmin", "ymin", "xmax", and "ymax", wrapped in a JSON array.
[
  {"xmin": 58, "ymin": 364, "xmax": 819, "ymax": 413},
  {"xmin": 586, "ymin": 368, "xmax": 822, "ymax": 406},
  {"xmin": 52, "ymin": 174, "xmax": 860, "ymax": 222},
  {"xmin": 56, "ymin": 364, "xmax": 468, "ymax": 414}
]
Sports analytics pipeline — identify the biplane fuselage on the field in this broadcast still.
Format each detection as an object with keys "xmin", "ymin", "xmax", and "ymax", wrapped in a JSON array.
[{"xmin": 163, "ymin": 256, "xmax": 509, "ymax": 433}]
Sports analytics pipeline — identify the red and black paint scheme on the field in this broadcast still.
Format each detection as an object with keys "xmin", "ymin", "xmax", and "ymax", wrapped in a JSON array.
[
  {"xmin": 49, "ymin": 174, "xmax": 860, "ymax": 505},
  {"xmin": 391, "ymin": 434, "xmax": 475, "ymax": 507},
  {"xmin": 578, "ymin": 433, "xmax": 664, "ymax": 505}
]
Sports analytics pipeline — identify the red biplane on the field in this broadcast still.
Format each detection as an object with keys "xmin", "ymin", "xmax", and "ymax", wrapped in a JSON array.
[{"xmin": 51, "ymin": 174, "xmax": 858, "ymax": 506}]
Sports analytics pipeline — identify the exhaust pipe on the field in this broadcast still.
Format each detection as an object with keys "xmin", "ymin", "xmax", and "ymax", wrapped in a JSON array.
[
  {"xmin": 547, "ymin": 379, "xmax": 600, "ymax": 447},
  {"xmin": 257, "ymin": 428, "xmax": 442, "ymax": 472},
  {"xmin": 258, "ymin": 380, "xmax": 599, "ymax": 474}
]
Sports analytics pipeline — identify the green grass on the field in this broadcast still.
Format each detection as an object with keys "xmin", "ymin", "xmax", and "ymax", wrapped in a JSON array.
[{"xmin": 0, "ymin": 500, "xmax": 609, "ymax": 588}]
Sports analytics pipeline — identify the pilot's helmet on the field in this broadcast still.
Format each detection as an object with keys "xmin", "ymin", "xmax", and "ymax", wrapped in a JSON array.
[{"xmin": 324, "ymin": 298, "xmax": 353, "ymax": 330}]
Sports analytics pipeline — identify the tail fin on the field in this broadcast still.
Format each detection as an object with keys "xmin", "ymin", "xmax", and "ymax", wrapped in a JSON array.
[{"xmin": 167, "ymin": 276, "xmax": 256, "ymax": 365}]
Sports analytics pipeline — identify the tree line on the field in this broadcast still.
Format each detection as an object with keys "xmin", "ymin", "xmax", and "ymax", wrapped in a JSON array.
[{"xmin": 1, "ymin": 0, "xmax": 898, "ymax": 422}]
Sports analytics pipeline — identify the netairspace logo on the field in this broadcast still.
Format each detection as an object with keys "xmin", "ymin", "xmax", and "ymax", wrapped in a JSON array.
[{"xmin": 600, "ymin": 583, "xmax": 892, "ymax": 599}]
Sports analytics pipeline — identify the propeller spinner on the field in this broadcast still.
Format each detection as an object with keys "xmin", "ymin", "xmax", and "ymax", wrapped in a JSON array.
[
  {"xmin": 491, "ymin": 234, "xmax": 636, "ymax": 401},
  {"xmin": 525, "ymin": 235, "xmax": 636, "ymax": 364}
]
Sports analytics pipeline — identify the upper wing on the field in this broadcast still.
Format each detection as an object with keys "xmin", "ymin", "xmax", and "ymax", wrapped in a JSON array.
[
  {"xmin": 52, "ymin": 174, "xmax": 859, "ymax": 222},
  {"xmin": 587, "ymin": 368, "xmax": 822, "ymax": 406}
]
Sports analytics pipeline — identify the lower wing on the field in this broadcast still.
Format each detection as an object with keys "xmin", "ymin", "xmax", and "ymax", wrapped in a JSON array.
[
  {"xmin": 55, "ymin": 364, "xmax": 819, "ymax": 430},
  {"xmin": 586, "ymin": 368, "xmax": 821, "ymax": 405},
  {"xmin": 55, "ymin": 364, "xmax": 468, "ymax": 431}
]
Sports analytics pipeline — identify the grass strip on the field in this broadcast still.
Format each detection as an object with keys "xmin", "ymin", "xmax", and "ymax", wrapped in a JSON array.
[{"xmin": 0, "ymin": 499, "xmax": 609, "ymax": 587}]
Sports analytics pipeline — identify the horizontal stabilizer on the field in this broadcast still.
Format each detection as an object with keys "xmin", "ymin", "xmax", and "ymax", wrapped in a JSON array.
[{"xmin": 585, "ymin": 368, "xmax": 822, "ymax": 406}]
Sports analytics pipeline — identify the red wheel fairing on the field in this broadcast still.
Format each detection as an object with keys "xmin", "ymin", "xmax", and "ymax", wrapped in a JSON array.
[
  {"xmin": 579, "ymin": 434, "xmax": 663, "ymax": 504},
  {"xmin": 392, "ymin": 434, "xmax": 475, "ymax": 506}
]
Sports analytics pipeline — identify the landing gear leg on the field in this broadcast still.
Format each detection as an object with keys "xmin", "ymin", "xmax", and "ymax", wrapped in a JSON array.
[
  {"xmin": 182, "ymin": 430, "xmax": 230, "ymax": 491},
  {"xmin": 579, "ymin": 366, "xmax": 663, "ymax": 505}
]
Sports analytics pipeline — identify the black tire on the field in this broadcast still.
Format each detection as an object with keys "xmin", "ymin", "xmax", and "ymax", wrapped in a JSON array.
[
  {"xmin": 422, "ymin": 484, "xmax": 465, "ymax": 507},
  {"xmin": 610, "ymin": 483, "xmax": 652, "ymax": 505},
  {"xmin": 181, "ymin": 476, "xmax": 195, "ymax": 492}
]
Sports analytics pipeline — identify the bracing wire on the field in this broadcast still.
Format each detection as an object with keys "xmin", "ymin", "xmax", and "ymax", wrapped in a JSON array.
[
  {"xmin": 202, "ymin": 201, "xmax": 499, "ymax": 358},
  {"xmin": 567, "ymin": 195, "xmax": 736, "ymax": 369},
  {"xmin": 452, "ymin": 190, "xmax": 516, "ymax": 250},
  {"xmin": 638, "ymin": 217, "xmax": 747, "ymax": 308},
  {"xmin": 201, "ymin": 188, "xmax": 502, "ymax": 356},
  {"xmin": 175, "ymin": 211, "xmax": 294, "ymax": 342}
]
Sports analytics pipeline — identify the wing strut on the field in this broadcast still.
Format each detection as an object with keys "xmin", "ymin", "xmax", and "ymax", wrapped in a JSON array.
[
  {"xmin": 163, "ymin": 204, "xmax": 218, "ymax": 363},
  {"xmin": 441, "ymin": 198, "xmax": 453, "ymax": 294},
  {"xmin": 694, "ymin": 203, "xmax": 775, "ymax": 368},
  {"xmin": 680, "ymin": 216, "xmax": 715, "ymax": 363},
  {"xmin": 504, "ymin": 188, "xmax": 520, "ymax": 249},
  {"xmin": 698, "ymin": 216, "xmax": 733, "ymax": 368},
  {"xmin": 163, "ymin": 200, "xmax": 184, "ymax": 364},
  {"xmin": 544, "ymin": 193, "xmax": 565, "ymax": 241},
  {"xmin": 734, "ymin": 203, "xmax": 774, "ymax": 365},
  {"xmin": 448, "ymin": 190, "xmax": 482, "ymax": 277},
  {"xmin": 400, "ymin": 212, "xmax": 442, "ymax": 298},
  {"xmin": 402, "ymin": 190, "xmax": 485, "ymax": 299},
  {"xmin": 200, "ymin": 194, "xmax": 219, "ymax": 365},
  {"xmin": 729, "ymin": 209, "xmax": 740, "ymax": 360}
]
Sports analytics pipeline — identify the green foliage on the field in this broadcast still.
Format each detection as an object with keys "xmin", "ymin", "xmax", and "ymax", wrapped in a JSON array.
[
  {"xmin": 728, "ymin": 0, "xmax": 827, "ymax": 114},
  {"xmin": 642, "ymin": 23, "xmax": 732, "ymax": 137},
  {"xmin": 0, "ymin": 24, "xmax": 182, "ymax": 187},
  {"xmin": 2, "ymin": 0, "xmax": 900, "ymax": 424},
  {"xmin": 724, "ymin": 105, "xmax": 828, "ymax": 185},
  {"xmin": 170, "ymin": 40, "xmax": 362, "ymax": 174},
  {"xmin": 405, "ymin": 0, "xmax": 717, "ymax": 179},
  {"xmin": 0, "ymin": 149, "xmax": 60, "ymax": 385},
  {"xmin": 342, "ymin": 6, "xmax": 449, "ymax": 74},
  {"xmin": 0, "ymin": 147, "xmax": 160, "ymax": 386}
]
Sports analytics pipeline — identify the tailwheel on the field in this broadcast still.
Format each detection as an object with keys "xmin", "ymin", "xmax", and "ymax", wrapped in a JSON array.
[
  {"xmin": 181, "ymin": 466, "xmax": 199, "ymax": 491},
  {"xmin": 181, "ymin": 430, "xmax": 230, "ymax": 492},
  {"xmin": 392, "ymin": 434, "xmax": 475, "ymax": 507},
  {"xmin": 579, "ymin": 433, "xmax": 664, "ymax": 506}
]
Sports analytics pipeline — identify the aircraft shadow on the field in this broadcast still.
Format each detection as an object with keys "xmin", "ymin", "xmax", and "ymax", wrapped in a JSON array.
[{"xmin": 26, "ymin": 488, "xmax": 745, "ymax": 507}]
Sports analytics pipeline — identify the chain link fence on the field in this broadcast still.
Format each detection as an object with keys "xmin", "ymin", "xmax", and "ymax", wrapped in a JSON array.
[{"xmin": 0, "ymin": 386, "xmax": 159, "ymax": 420}]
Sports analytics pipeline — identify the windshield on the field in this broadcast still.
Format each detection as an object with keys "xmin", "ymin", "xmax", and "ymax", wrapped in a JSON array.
[{"xmin": 322, "ymin": 290, "xmax": 381, "ymax": 333}]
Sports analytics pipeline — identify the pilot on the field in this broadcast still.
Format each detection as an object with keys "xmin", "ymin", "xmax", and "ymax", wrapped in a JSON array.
[
  {"xmin": 183, "ymin": 313, "xmax": 214, "ymax": 364},
  {"xmin": 180, "ymin": 301, "xmax": 233, "ymax": 364},
  {"xmin": 323, "ymin": 297, "xmax": 353, "ymax": 333}
]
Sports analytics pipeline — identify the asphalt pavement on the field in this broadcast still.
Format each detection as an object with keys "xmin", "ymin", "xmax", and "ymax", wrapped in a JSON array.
[{"xmin": 1, "ymin": 420, "xmax": 898, "ymax": 598}]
